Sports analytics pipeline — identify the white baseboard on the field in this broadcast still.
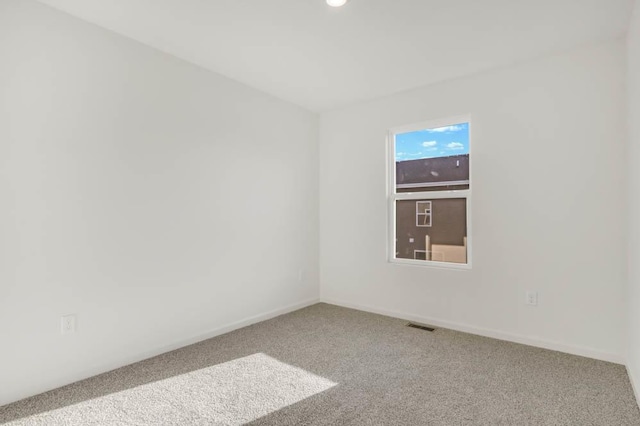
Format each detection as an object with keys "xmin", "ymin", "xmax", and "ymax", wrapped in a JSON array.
[
  {"xmin": 628, "ymin": 363, "xmax": 640, "ymax": 411},
  {"xmin": 3, "ymin": 297, "xmax": 320, "ymax": 406},
  {"xmin": 148, "ymin": 297, "xmax": 320, "ymax": 354},
  {"xmin": 320, "ymin": 298, "xmax": 624, "ymax": 365}
]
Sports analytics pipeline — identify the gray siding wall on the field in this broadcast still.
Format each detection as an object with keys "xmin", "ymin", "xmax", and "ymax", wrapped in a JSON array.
[{"xmin": 395, "ymin": 198, "xmax": 467, "ymax": 259}]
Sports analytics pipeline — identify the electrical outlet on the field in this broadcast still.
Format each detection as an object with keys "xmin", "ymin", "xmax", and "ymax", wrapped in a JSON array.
[
  {"xmin": 61, "ymin": 314, "xmax": 77, "ymax": 334},
  {"xmin": 525, "ymin": 291, "xmax": 538, "ymax": 306},
  {"xmin": 409, "ymin": 238, "xmax": 415, "ymax": 243}
]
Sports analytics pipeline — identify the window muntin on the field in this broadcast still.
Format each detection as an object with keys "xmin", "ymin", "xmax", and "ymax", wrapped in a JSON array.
[{"xmin": 389, "ymin": 118, "xmax": 471, "ymax": 268}]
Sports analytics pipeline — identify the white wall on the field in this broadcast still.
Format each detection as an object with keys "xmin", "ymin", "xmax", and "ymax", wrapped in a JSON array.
[
  {"xmin": 628, "ymin": 0, "xmax": 640, "ymax": 407},
  {"xmin": 319, "ymin": 39, "xmax": 628, "ymax": 363},
  {"xmin": 0, "ymin": 0, "xmax": 319, "ymax": 405}
]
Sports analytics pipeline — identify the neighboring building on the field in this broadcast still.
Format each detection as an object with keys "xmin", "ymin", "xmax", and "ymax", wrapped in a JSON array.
[
  {"xmin": 396, "ymin": 154, "xmax": 469, "ymax": 192},
  {"xmin": 395, "ymin": 154, "xmax": 469, "ymax": 262}
]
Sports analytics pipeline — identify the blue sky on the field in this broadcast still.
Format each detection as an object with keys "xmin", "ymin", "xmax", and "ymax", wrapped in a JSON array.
[{"xmin": 395, "ymin": 122, "xmax": 469, "ymax": 162}]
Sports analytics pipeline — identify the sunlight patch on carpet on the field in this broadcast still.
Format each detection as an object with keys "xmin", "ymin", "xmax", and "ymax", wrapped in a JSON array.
[{"xmin": 6, "ymin": 353, "xmax": 337, "ymax": 425}]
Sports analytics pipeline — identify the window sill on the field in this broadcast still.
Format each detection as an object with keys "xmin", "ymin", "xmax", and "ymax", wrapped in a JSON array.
[{"xmin": 389, "ymin": 257, "xmax": 472, "ymax": 270}]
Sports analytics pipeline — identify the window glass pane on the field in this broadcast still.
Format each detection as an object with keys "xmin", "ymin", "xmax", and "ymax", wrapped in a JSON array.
[
  {"xmin": 395, "ymin": 198, "xmax": 467, "ymax": 264},
  {"xmin": 395, "ymin": 123, "xmax": 469, "ymax": 192}
]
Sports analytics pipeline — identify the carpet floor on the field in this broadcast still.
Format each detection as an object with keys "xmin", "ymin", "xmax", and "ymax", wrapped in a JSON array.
[{"xmin": 1, "ymin": 303, "xmax": 639, "ymax": 425}]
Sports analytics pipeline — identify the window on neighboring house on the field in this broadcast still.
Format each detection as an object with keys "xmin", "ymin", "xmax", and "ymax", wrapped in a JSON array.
[
  {"xmin": 415, "ymin": 201, "xmax": 432, "ymax": 227},
  {"xmin": 388, "ymin": 117, "xmax": 471, "ymax": 268}
]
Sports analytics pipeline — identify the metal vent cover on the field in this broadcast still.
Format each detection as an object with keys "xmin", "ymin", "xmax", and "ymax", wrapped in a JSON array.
[{"xmin": 406, "ymin": 322, "xmax": 435, "ymax": 332}]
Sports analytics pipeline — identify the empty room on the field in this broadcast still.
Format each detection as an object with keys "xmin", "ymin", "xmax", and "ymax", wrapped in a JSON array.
[{"xmin": 1, "ymin": 0, "xmax": 640, "ymax": 424}]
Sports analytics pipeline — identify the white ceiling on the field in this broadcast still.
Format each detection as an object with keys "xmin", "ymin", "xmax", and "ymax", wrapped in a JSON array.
[{"xmin": 36, "ymin": 0, "xmax": 633, "ymax": 112}]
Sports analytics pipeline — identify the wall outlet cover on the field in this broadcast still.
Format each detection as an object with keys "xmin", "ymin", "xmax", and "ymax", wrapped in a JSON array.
[
  {"xmin": 525, "ymin": 291, "xmax": 538, "ymax": 306},
  {"xmin": 61, "ymin": 314, "xmax": 77, "ymax": 334}
]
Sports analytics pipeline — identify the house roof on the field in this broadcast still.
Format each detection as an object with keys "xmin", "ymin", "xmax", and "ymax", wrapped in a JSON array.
[{"xmin": 396, "ymin": 154, "xmax": 469, "ymax": 186}]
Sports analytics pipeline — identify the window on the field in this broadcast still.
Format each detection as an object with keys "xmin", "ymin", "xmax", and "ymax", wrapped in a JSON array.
[
  {"xmin": 388, "ymin": 117, "xmax": 471, "ymax": 268},
  {"xmin": 415, "ymin": 201, "xmax": 432, "ymax": 227}
]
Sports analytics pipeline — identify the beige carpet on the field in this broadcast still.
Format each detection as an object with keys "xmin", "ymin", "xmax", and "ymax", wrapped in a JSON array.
[{"xmin": 1, "ymin": 303, "xmax": 639, "ymax": 425}]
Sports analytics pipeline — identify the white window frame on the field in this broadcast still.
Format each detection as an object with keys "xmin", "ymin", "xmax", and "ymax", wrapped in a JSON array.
[{"xmin": 387, "ymin": 115, "xmax": 472, "ymax": 270}]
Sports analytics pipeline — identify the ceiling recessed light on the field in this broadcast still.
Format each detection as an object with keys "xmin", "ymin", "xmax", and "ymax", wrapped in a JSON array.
[{"xmin": 326, "ymin": 0, "xmax": 348, "ymax": 7}]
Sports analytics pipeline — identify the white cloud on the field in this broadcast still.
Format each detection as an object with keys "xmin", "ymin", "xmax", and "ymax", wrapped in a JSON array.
[
  {"xmin": 421, "ymin": 141, "xmax": 437, "ymax": 147},
  {"xmin": 446, "ymin": 142, "xmax": 464, "ymax": 150},
  {"xmin": 426, "ymin": 125, "xmax": 463, "ymax": 133}
]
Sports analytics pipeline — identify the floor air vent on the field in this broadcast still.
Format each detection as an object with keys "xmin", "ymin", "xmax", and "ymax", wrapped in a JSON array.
[{"xmin": 406, "ymin": 323, "xmax": 435, "ymax": 332}]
